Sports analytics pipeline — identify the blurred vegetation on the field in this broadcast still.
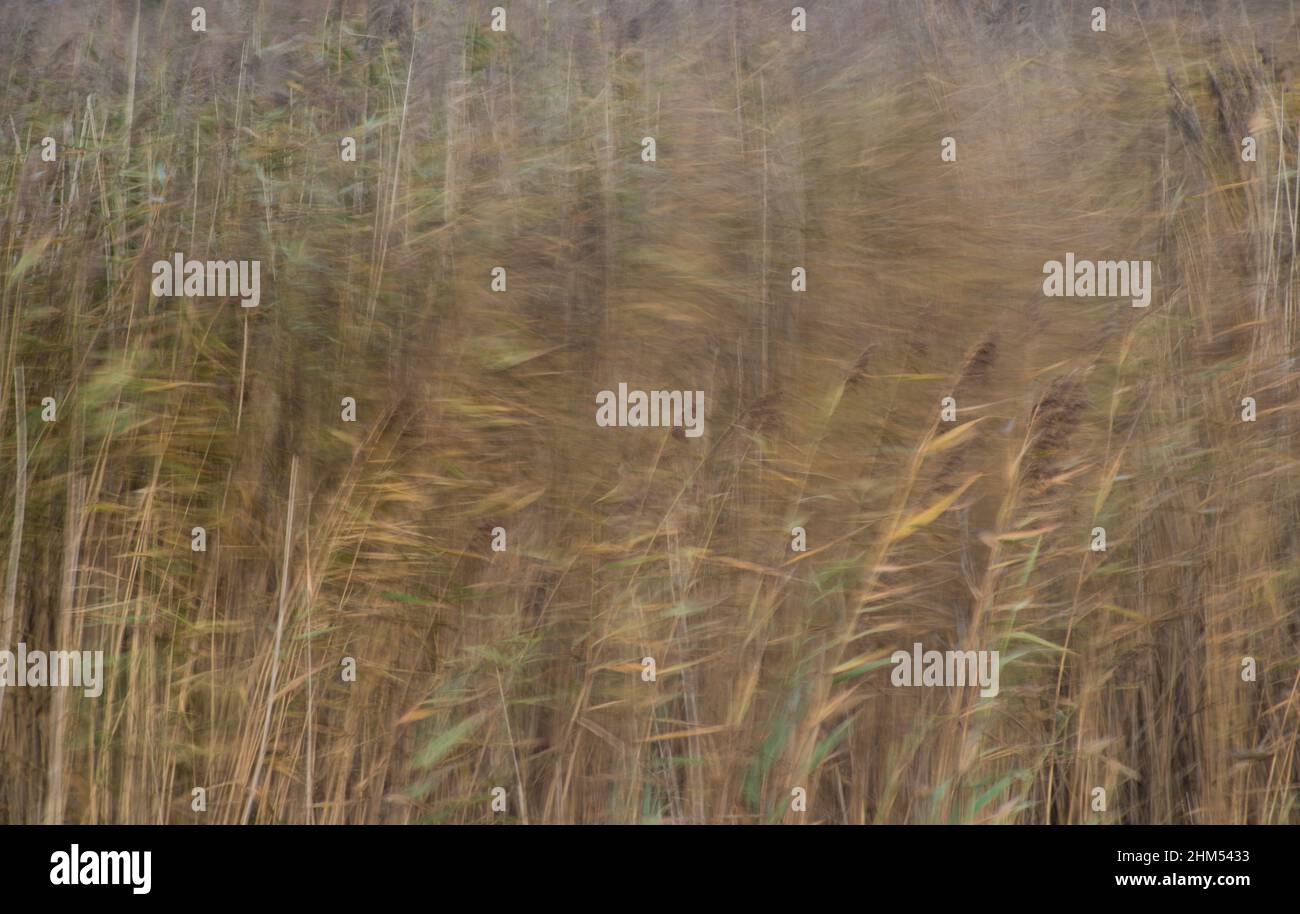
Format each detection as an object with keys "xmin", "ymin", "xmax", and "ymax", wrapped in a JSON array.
[{"xmin": 0, "ymin": 0, "xmax": 1298, "ymax": 824}]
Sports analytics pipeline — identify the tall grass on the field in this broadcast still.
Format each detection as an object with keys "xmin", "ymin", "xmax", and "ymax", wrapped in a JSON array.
[{"xmin": 1, "ymin": 0, "xmax": 1298, "ymax": 824}]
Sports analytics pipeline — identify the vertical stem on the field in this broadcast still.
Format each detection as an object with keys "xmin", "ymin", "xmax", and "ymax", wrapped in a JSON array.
[
  {"xmin": 0, "ymin": 365, "xmax": 27, "ymax": 736},
  {"xmin": 43, "ymin": 475, "xmax": 84, "ymax": 823},
  {"xmin": 124, "ymin": 0, "xmax": 140, "ymax": 160},
  {"xmin": 242, "ymin": 455, "xmax": 298, "ymax": 824}
]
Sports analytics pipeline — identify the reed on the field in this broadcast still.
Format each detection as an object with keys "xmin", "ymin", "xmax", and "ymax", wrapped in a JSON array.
[{"xmin": 0, "ymin": 0, "xmax": 1297, "ymax": 825}]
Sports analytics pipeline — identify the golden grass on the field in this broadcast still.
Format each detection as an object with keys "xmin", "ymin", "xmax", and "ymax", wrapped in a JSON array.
[{"xmin": 0, "ymin": 0, "xmax": 1298, "ymax": 824}]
